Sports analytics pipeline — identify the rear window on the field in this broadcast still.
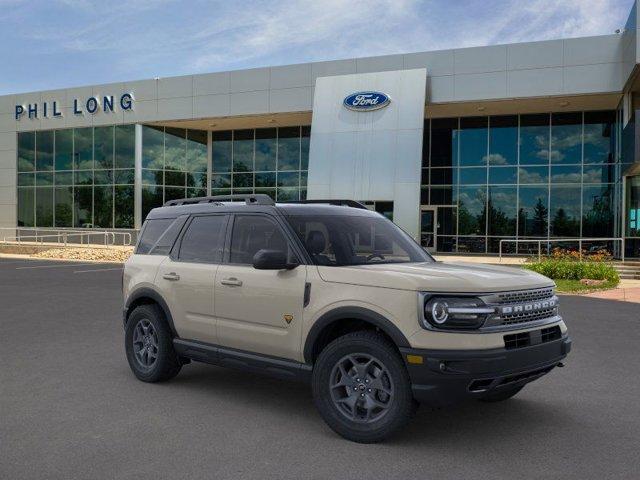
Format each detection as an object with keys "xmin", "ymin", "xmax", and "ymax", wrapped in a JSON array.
[
  {"xmin": 136, "ymin": 218, "xmax": 175, "ymax": 254},
  {"xmin": 177, "ymin": 215, "xmax": 228, "ymax": 263}
]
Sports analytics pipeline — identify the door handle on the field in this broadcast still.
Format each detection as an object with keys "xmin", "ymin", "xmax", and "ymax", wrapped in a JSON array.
[
  {"xmin": 220, "ymin": 277, "xmax": 243, "ymax": 287},
  {"xmin": 162, "ymin": 272, "xmax": 180, "ymax": 281}
]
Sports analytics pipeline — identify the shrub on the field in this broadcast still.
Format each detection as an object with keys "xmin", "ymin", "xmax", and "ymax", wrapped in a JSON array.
[{"xmin": 524, "ymin": 259, "xmax": 619, "ymax": 283}]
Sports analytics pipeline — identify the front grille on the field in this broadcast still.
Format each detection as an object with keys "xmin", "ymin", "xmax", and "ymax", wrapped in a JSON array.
[
  {"xmin": 541, "ymin": 325, "xmax": 562, "ymax": 343},
  {"xmin": 504, "ymin": 325, "xmax": 563, "ymax": 350},
  {"xmin": 501, "ymin": 307, "xmax": 557, "ymax": 326},
  {"xmin": 486, "ymin": 287, "xmax": 558, "ymax": 327},
  {"xmin": 504, "ymin": 332, "xmax": 530, "ymax": 349},
  {"xmin": 496, "ymin": 287, "xmax": 554, "ymax": 304}
]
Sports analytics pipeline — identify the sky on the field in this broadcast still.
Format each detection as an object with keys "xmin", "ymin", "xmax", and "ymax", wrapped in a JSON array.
[{"xmin": 0, "ymin": 0, "xmax": 636, "ymax": 95}]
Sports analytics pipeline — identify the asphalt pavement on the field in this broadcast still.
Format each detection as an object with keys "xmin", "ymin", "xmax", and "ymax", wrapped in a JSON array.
[{"xmin": 1, "ymin": 257, "xmax": 639, "ymax": 480}]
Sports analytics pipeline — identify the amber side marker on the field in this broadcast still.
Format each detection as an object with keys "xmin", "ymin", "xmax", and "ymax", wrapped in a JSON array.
[{"xmin": 406, "ymin": 354, "xmax": 423, "ymax": 365}]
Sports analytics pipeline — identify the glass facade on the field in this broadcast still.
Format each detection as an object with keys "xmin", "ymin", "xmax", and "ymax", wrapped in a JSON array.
[
  {"xmin": 422, "ymin": 111, "xmax": 620, "ymax": 253},
  {"xmin": 211, "ymin": 126, "xmax": 310, "ymax": 202},
  {"xmin": 17, "ymin": 125, "xmax": 135, "ymax": 228}
]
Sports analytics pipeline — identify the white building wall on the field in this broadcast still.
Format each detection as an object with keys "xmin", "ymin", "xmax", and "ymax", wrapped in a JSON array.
[{"xmin": 307, "ymin": 69, "xmax": 426, "ymax": 238}]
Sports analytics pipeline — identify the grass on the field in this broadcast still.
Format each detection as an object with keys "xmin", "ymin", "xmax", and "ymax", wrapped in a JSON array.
[{"xmin": 554, "ymin": 278, "xmax": 619, "ymax": 294}]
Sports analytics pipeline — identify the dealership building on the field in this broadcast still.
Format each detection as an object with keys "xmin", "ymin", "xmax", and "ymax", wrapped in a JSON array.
[{"xmin": 2, "ymin": 5, "xmax": 640, "ymax": 257}]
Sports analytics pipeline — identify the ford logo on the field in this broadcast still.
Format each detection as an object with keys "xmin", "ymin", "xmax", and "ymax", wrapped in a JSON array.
[{"xmin": 343, "ymin": 91, "xmax": 390, "ymax": 111}]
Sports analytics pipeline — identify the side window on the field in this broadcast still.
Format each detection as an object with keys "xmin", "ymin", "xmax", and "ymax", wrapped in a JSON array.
[
  {"xmin": 229, "ymin": 215, "xmax": 292, "ymax": 265},
  {"xmin": 177, "ymin": 215, "xmax": 227, "ymax": 263},
  {"xmin": 136, "ymin": 218, "xmax": 174, "ymax": 254},
  {"xmin": 149, "ymin": 215, "xmax": 188, "ymax": 255}
]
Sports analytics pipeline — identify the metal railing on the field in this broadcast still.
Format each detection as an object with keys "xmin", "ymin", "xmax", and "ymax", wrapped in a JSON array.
[
  {"xmin": 498, "ymin": 238, "xmax": 625, "ymax": 262},
  {"xmin": 0, "ymin": 228, "xmax": 133, "ymax": 248}
]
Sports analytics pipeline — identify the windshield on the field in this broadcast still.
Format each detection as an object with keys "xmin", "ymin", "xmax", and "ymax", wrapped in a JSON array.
[{"xmin": 285, "ymin": 214, "xmax": 433, "ymax": 266}]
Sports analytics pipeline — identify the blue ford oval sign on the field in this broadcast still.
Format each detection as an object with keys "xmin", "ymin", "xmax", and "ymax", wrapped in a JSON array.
[{"xmin": 343, "ymin": 91, "xmax": 390, "ymax": 111}]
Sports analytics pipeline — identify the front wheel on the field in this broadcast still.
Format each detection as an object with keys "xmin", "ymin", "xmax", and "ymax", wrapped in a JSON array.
[{"xmin": 312, "ymin": 331, "xmax": 416, "ymax": 443}]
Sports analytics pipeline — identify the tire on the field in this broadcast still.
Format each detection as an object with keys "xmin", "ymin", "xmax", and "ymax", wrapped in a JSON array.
[
  {"xmin": 312, "ymin": 331, "xmax": 416, "ymax": 443},
  {"xmin": 125, "ymin": 304, "xmax": 181, "ymax": 383},
  {"xmin": 478, "ymin": 385, "xmax": 523, "ymax": 403}
]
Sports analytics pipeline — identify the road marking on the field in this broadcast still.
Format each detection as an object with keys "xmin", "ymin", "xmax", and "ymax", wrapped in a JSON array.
[
  {"xmin": 16, "ymin": 262, "xmax": 97, "ymax": 270},
  {"xmin": 74, "ymin": 267, "xmax": 123, "ymax": 274}
]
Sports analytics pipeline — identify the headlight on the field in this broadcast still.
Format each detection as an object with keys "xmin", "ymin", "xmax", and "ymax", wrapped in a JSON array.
[{"xmin": 422, "ymin": 296, "xmax": 495, "ymax": 330}]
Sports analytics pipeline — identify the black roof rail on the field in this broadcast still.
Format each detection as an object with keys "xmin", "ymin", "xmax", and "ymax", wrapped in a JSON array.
[
  {"xmin": 283, "ymin": 199, "xmax": 369, "ymax": 210},
  {"xmin": 163, "ymin": 194, "xmax": 275, "ymax": 207}
]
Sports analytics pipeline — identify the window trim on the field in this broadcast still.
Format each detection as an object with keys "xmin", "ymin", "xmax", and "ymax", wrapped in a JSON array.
[{"xmin": 171, "ymin": 213, "xmax": 230, "ymax": 264}]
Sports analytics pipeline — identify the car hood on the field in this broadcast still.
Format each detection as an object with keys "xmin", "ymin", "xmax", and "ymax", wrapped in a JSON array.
[{"xmin": 316, "ymin": 261, "xmax": 554, "ymax": 293}]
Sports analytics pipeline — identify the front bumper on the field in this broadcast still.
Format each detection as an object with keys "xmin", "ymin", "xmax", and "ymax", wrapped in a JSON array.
[{"xmin": 400, "ymin": 334, "xmax": 571, "ymax": 406}]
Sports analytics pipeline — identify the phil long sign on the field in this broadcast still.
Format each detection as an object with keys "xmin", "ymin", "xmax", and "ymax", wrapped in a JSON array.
[
  {"xmin": 15, "ymin": 93, "xmax": 134, "ymax": 120},
  {"xmin": 343, "ymin": 91, "xmax": 390, "ymax": 111}
]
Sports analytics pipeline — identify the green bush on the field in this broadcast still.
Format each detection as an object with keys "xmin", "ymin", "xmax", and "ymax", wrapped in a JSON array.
[{"xmin": 524, "ymin": 259, "xmax": 619, "ymax": 282}]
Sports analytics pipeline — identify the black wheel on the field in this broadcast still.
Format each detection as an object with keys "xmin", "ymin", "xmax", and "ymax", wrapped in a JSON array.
[
  {"xmin": 312, "ymin": 331, "xmax": 416, "ymax": 443},
  {"xmin": 125, "ymin": 304, "xmax": 181, "ymax": 383},
  {"xmin": 478, "ymin": 385, "xmax": 523, "ymax": 403}
]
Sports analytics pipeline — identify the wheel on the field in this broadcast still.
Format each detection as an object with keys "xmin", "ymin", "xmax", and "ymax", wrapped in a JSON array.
[
  {"xmin": 478, "ymin": 385, "xmax": 523, "ymax": 403},
  {"xmin": 125, "ymin": 304, "xmax": 181, "ymax": 383},
  {"xmin": 312, "ymin": 331, "xmax": 416, "ymax": 443}
]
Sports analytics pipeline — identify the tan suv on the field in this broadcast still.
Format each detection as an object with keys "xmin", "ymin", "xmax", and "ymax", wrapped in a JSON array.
[{"xmin": 123, "ymin": 194, "xmax": 571, "ymax": 443}]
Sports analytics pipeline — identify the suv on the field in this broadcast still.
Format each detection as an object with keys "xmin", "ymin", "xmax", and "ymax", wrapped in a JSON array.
[{"xmin": 123, "ymin": 194, "xmax": 571, "ymax": 443}]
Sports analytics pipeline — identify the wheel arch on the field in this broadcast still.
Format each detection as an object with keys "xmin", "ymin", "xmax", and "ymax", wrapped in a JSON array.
[
  {"xmin": 303, "ymin": 307, "xmax": 410, "ymax": 364},
  {"xmin": 124, "ymin": 287, "xmax": 178, "ymax": 337}
]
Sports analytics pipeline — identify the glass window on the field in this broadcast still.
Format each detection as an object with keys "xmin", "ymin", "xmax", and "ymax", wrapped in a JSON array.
[
  {"xmin": 94, "ymin": 186, "xmax": 113, "ymax": 228},
  {"xmin": 149, "ymin": 215, "xmax": 188, "ymax": 255},
  {"xmin": 35, "ymin": 130, "xmax": 54, "ymax": 171},
  {"xmin": 551, "ymin": 165, "xmax": 581, "ymax": 183},
  {"xmin": 74, "ymin": 186, "xmax": 92, "ymax": 227},
  {"xmin": 520, "ymin": 114, "xmax": 549, "ymax": 165},
  {"xmin": 277, "ymin": 171, "xmax": 300, "ymax": 187},
  {"xmin": 233, "ymin": 172, "xmax": 253, "ymax": 188},
  {"xmin": 18, "ymin": 172, "xmax": 34, "ymax": 187},
  {"xmin": 142, "ymin": 126, "xmax": 164, "ymax": 169},
  {"xmin": 230, "ymin": 215, "xmax": 289, "ymax": 264},
  {"xmin": 255, "ymin": 128, "xmax": 277, "ymax": 171},
  {"xmin": 179, "ymin": 215, "xmax": 228, "ymax": 263},
  {"xmin": 431, "ymin": 118, "xmax": 457, "ymax": 167},
  {"xmin": 212, "ymin": 131, "xmax": 232, "ymax": 172},
  {"xmin": 430, "ymin": 186, "xmax": 455, "ymax": 205},
  {"xmin": 301, "ymin": 126, "xmax": 310, "ymax": 171},
  {"xmin": 114, "ymin": 185, "xmax": 134, "ymax": 228},
  {"xmin": 233, "ymin": 129, "xmax": 253, "ymax": 172},
  {"xmin": 519, "ymin": 166, "xmax": 549, "ymax": 184},
  {"xmin": 583, "ymin": 164, "xmax": 615, "ymax": 184},
  {"xmin": 550, "ymin": 185, "xmax": 581, "ymax": 237},
  {"xmin": 518, "ymin": 186, "xmax": 549, "ymax": 236},
  {"xmin": 115, "ymin": 124, "xmax": 135, "ymax": 169},
  {"xmin": 18, "ymin": 132, "xmax": 35, "ymax": 172},
  {"xmin": 55, "ymin": 171, "xmax": 73, "ymax": 186},
  {"xmin": 55, "ymin": 129, "xmax": 73, "ymax": 170},
  {"xmin": 255, "ymin": 172, "xmax": 275, "ymax": 188},
  {"xmin": 94, "ymin": 126, "xmax": 114, "ymax": 170},
  {"xmin": 488, "ymin": 166, "xmax": 517, "ymax": 184},
  {"xmin": 584, "ymin": 111, "xmax": 615, "ymax": 164},
  {"xmin": 626, "ymin": 176, "xmax": 640, "ymax": 237},
  {"xmin": 458, "ymin": 117, "xmax": 487, "ymax": 167},
  {"xmin": 457, "ymin": 186, "xmax": 486, "ymax": 235},
  {"xmin": 551, "ymin": 112, "xmax": 582, "ymax": 165},
  {"xmin": 488, "ymin": 116, "xmax": 517, "ymax": 166},
  {"xmin": 582, "ymin": 184, "xmax": 614, "ymax": 237},
  {"xmin": 137, "ymin": 218, "xmax": 175, "ymax": 254},
  {"xmin": 276, "ymin": 187, "xmax": 299, "ymax": 201},
  {"xmin": 54, "ymin": 186, "xmax": 73, "ymax": 227},
  {"xmin": 142, "ymin": 185, "xmax": 163, "ymax": 222},
  {"xmin": 35, "ymin": 186, "xmax": 54, "ymax": 227},
  {"xmin": 459, "ymin": 167, "xmax": 486, "ymax": 185},
  {"xmin": 488, "ymin": 186, "xmax": 517, "ymax": 236},
  {"xmin": 430, "ymin": 168, "xmax": 454, "ymax": 185},
  {"xmin": 114, "ymin": 169, "xmax": 134, "ymax": 185},
  {"xmin": 17, "ymin": 188, "xmax": 34, "ymax": 227},
  {"xmin": 164, "ymin": 128, "xmax": 186, "ymax": 171},
  {"xmin": 36, "ymin": 172, "xmax": 53, "ymax": 186},
  {"xmin": 186, "ymin": 129, "xmax": 207, "ymax": 173},
  {"xmin": 278, "ymin": 127, "xmax": 300, "ymax": 171},
  {"xmin": 74, "ymin": 128, "xmax": 93, "ymax": 170}
]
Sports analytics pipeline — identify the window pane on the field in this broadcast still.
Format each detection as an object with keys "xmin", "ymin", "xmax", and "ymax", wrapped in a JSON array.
[
  {"xmin": 255, "ymin": 172, "xmax": 275, "ymax": 188},
  {"xmin": 18, "ymin": 172, "xmax": 34, "ymax": 187},
  {"xmin": 17, "ymin": 188, "xmax": 34, "ymax": 227},
  {"xmin": 114, "ymin": 185, "xmax": 134, "ymax": 228},
  {"xmin": 277, "ymin": 187, "xmax": 299, "ymax": 201},
  {"xmin": 278, "ymin": 127, "xmax": 300, "ymax": 171},
  {"xmin": 488, "ymin": 166, "xmax": 517, "ymax": 184},
  {"xmin": 583, "ymin": 164, "xmax": 615, "ymax": 183},
  {"xmin": 520, "ymin": 114, "xmax": 549, "ymax": 165},
  {"xmin": 277, "ymin": 171, "xmax": 299, "ymax": 187},
  {"xmin": 164, "ymin": 186, "xmax": 185, "ymax": 202},
  {"xmin": 233, "ymin": 129, "xmax": 253, "ymax": 172},
  {"xmin": 519, "ymin": 166, "xmax": 548, "ymax": 184},
  {"xmin": 36, "ymin": 172, "xmax": 53, "ymax": 186},
  {"xmin": 488, "ymin": 115, "xmax": 517, "ymax": 166},
  {"xmin": 165, "ymin": 127, "xmax": 186, "ymax": 171},
  {"xmin": 458, "ymin": 117, "xmax": 487, "ymax": 167},
  {"xmin": 186, "ymin": 129, "xmax": 207, "ymax": 172},
  {"xmin": 54, "ymin": 186, "xmax": 73, "ymax": 227},
  {"xmin": 457, "ymin": 186, "xmax": 486, "ymax": 235},
  {"xmin": 230, "ymin": 215, "xmax": 288, "ymax": 264},
  {"xmin": 518, "ymin": 186, "xmax": 549, "ymax": 236},
  {"xmin": 114, "ymin": 169, "xmax": 134, "ymax": 185},
  {"xmin": 74, "ymin": 128, "xmax": 93, "ymax": 170},
  {"xmin": 459, "ymin": 167, "xmax": 486, "ymax": 185},
  {"xmin": 431, "ymin": 118, "xmax": 457, "ymax": 167},
  {"xmin": 164, "ymin": 170, "xmax": 185, "ymax": 187},
  {"xmin": 115, "ymin": 124, "xmax": 135, "ymax": 169},
  {"xmin": 142, "ymin": 126, "xmax": 164, "ymax": 169},
  {"xmin": 301, "ymin": 126, "xmax": 310, "ymax": 170},
  {"xmin": 584, "ymin": 111, "xmax": 615, "ymax": 164},
  {"xmin": 430, "ymin": 168, "xmax": 454, "ymax": 185},
  {"xmin": 233, "ymin": 172, "xmax": 253, "ymax": 188},
  {"xmin": 211, "ymin": 174, "xmax": 231, "ymax": 189},
  {"xmin": 430, "ymin": 186, "xmax": 455, "ymax": 205},
  {"xmin": 18, "ymin": 132, "xmax": 35, "ymax": 172},
  {"xmin": 137, "ymin": 218, "xmax": 174, "ymax": 254},
  {"xmin": 55, "ymin": 171, "xmax": 73, "ymax": 186},
  {"xmin": 551, "ymin": 112, "xmax": 582, "ymax": 164},
  {"xmin": 582, "ymin": 184, "xmax": 614, "ymax": 237},
  {"xmin": 179, "ymin": 215, "xmax": 227, "ymax": 263},
  {"xmin": 550, "ymin": 185, "xmax": 581, "ymax": 237},
  {"xmin": 94, "ymin": 186, "xmax": 113, "ymax": 228},
  {"xmin": 212, "ymin": 131, "xmax": 232, "ymax": 172},
  {"xmin": 36, "ymin": 130, "xmax": 54, "ymax": 171},
  {"xmin": 94, "ymin": 126, "xmax": 114, "ymax": 169},
  {"xmin": 35, "ymin": 186, "xmax": 53, "ymax": 226},
  {"xmin": 74, "ymin": 186, "xmax": 92, "ymax": 227},
  {"xmin": 551, "ymin": 165, "xmax": 581, "ymax": 183},
  {"xmin": 94, "ymin": 169, "xmax": 113, "ymax": 185},
  {"xmin": 142, "ymin": 185, "xmax": 163, "ymax": 222},
  {"xmin": 255, "ymin": 128, "xmax": 277, "ymax": 171},
  {"xmin": 488, "ymin": 186, "xmax": 517, "ymax": 236},
  {"xmin": 142, "ymin": 169, "xmax": 162, "ymax": 185},
  {"xmin": 150, "ymin": 216, "xmax": 188, "ymax": 255},
  {"xmin": 55, "ymin": 129, "xmax": 73, "ymax": 170},
  {"xmin": 186, "ymin": 171, "xmax": 207, "ymax": 189}
]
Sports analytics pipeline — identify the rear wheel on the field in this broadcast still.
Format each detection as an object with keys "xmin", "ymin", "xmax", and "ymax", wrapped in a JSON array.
[
  {"xmin": 312, "ymin": 331, "xmax": 416, "ymax": 443},
  {"xmin": 478, "ymin": 385, "xmax": 523, "ymax": 403},
  {"xmin": 125, "ymin": 304, "xmax": 181, "ymax": 382}
]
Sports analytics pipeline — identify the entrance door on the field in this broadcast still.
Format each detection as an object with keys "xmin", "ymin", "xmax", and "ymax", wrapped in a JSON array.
[{"xmin": 420, "ymin": 207, "xmax": 437, "ymax": 252}]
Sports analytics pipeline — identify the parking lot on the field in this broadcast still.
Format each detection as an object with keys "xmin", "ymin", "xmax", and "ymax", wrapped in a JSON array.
[{"xmin": 1, "ymin": 257, "xmax": 639, "ymax": 480}]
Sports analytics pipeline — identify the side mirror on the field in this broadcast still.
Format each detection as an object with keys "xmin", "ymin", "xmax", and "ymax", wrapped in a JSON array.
[{"xmin": 252, "ymin": 249, "xmax": 298, "ymax": 270}]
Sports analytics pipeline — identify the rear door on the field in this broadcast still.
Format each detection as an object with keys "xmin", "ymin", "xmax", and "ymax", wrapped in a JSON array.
[
  {"xmin": 156, "ymin": 214, "xmax": 229, "ymax": 344},
  {"xmin": 214, "ymin": 214, "xmax": 307, "ymax": 361}
]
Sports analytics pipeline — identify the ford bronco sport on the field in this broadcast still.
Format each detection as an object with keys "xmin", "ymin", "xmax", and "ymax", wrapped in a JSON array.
[{"xmin": 123, "ymin": 194, "xmax": 571, "ymax": 443}]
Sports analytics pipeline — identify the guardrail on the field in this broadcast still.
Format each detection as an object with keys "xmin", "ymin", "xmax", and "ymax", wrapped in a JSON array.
[
  {"xmin": 0, "ymin": 228, "xmax": 133, "ymax": 248},
  {"xmin": 498, "ymin": 238, "xmax": 625, "ymax": 262}
]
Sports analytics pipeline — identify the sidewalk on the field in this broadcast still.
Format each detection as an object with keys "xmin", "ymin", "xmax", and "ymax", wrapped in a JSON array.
[{"xmin": 581, "ymin": 279, "xmax": 640, "ymax": 303}]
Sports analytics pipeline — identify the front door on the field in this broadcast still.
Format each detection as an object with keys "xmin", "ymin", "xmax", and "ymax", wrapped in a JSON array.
[
  {"xmin": 420, "ymin": 207, "xmax": 437, "ymax": 252},
  {"xmin": 215, "ymin": 214, "xmax": 307, "ymax": 361}
]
